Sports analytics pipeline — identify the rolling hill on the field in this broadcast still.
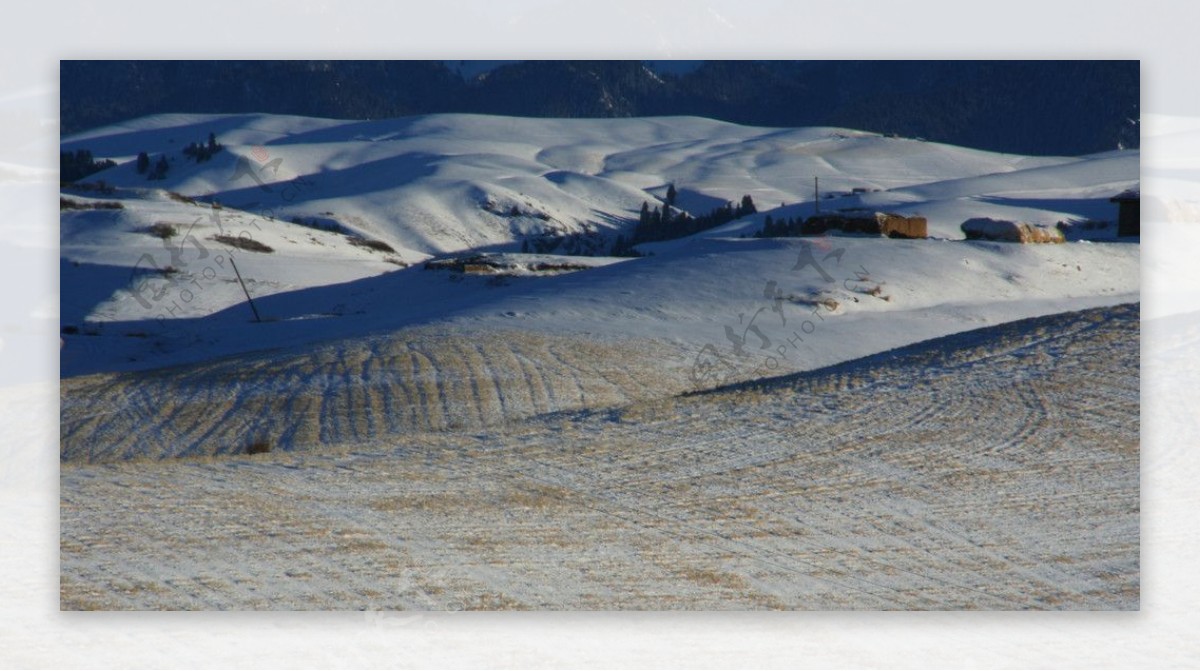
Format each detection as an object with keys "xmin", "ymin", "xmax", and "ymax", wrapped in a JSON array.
[{"xmin": 60, "ymin": 112, "xmax": 1138, "ymax": 458}]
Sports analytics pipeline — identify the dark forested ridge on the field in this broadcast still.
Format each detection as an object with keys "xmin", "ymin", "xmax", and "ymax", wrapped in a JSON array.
[{"xmin": 61, "ymin": 60, "xmax": 1138, "ymax": 156}]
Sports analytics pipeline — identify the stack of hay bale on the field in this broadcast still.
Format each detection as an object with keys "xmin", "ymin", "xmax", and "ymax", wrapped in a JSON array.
[{"xmin": 961, "ymin": 217, "xmax": 1065, "ymax": 244}]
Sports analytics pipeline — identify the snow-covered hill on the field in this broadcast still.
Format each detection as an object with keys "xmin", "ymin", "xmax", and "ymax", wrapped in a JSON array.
[
  {"xmin": 62, "ymin": 112, "xmax": 1138, "ymax": 256},
  {"xmin": 56, "ymin": 110, "xmax": 1143, "ymax": 617},
  {"xmin": 60, "ymin": 112, "xmax": 1139, "ymax": 458}
]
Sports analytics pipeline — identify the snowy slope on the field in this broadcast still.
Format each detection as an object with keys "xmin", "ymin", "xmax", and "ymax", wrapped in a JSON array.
[
  {"xmin": 60, "ymin": 189, "xmax": 411, "ymax": 324},
  {"xmin": 60, "ymin": 111, "xmax": 1138, "ymax": 333},
  {"xmin": 61, "ymin": 112, "xmax": 1138, "ymax": 255},
  {"xmin": 61, "ymin": 225, "xmax": 1138, "ymax": 379},
  {"xmin": 60, "ymin": 232, "xmax": 1137, "ymax": 460},
  {"xmin": 60, "ymin": 112, "xmax": 1139, "ymax": 458}
]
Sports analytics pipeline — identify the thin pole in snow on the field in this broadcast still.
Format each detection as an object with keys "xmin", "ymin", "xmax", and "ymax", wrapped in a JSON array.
[{"xmin": 228, "ymin": 253, "xmax": 262, "ymax": 323}]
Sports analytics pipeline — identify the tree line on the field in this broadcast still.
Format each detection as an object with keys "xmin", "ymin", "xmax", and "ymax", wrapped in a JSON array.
[
  {"xmin": 611, "ymin": 186, "xmax": 757, "ymax": 256},
  {"xmin": 754, "ymin": 214, "xmax": 806, "ymax": 238},
  {"xmin": 60, "ymin": 149, "xmax": 115, "ymax": 183},
  {"xmin": 63, "ymin": 132, "xmax": 224, "ymax": 184}
]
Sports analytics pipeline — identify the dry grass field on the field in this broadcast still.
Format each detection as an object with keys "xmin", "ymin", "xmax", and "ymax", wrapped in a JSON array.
[{"xmin": 60, "ymin": 304, "xmax": 1139, "ymax": 610}]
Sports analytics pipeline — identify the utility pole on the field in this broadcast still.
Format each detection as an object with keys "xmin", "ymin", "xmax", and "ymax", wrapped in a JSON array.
[{"xmin": 228, "ymin": 252, "xmax": 262, "ymax": 323}]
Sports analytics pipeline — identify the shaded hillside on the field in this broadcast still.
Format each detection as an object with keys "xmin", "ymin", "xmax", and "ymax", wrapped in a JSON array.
[{"xmin": 61, "ymin": 60, "xmax": 1138, "ymax": 156}]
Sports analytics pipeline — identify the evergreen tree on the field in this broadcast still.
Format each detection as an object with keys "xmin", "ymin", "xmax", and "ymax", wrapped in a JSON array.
[
  {"xmin": 611, "ymin": 234, "xmax": 643, "ymax": 258},
  {"xmin": 739, "ymin": 194, "xmax": 757, "ymax": 217},
  {"xmin": 136, "ymin": 151, "xmax": 149, "ymax": 174},
  {"xmin": 678, "ymin": 212, "xmax": 694, "ymax": 235},
  {"xmin": 666, "ymin": 183, "xmax": 677, "ymax": 207},
  {"xmin": 148, "ymin": 154, "xmax": 169, "ymax": 180},
  {"xmin": 60, "ymin": 149, "xmax": 116, "ymax": 183}
]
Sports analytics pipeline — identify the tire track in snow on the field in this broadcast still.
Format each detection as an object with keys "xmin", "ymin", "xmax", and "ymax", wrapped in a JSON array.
[
  {"xmin": 61, "ymin": 305, "xmax": 1138, "ymax": 609},
  {"xmin": 62, "ymin": 328, "xmax": 690, "ymax": 462}
]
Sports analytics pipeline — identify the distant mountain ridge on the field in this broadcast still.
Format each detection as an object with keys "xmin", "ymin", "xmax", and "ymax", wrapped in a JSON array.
[{"xmin": 60, "ymin": 60, "xmax": 1138, "ymax": 156}]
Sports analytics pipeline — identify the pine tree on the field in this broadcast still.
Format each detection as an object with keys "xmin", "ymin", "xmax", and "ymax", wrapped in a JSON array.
[
  {"xmin": 739, "ymin": 194, "xmax": 757, "ymax": 217},
  {"xmin": 679, "ymin": 212, "xmax": 694, "ymax": 235},
  {"xmin": 61, "ymin": 149, "xmax": 115, "ymax": 182},
  {"xmin": 148, "ymin": 154, "xmax": 169, "ymax": 180},
  {"xmin": 136, "ymin": 151, "xmax": 149, "ymax": 174},
  {"xmin": 666, "ymin": 183, "xmax": 677, "ymax": 207}
]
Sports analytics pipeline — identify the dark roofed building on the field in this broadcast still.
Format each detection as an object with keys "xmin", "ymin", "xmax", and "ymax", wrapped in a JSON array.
[{"xmin": 1110, "ymin": 187, "xmax": 1140, "ymax": 237}]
